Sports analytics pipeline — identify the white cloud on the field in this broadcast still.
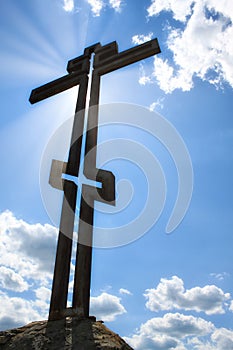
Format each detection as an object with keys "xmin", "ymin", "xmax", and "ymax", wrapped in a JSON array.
[
  {"xmin": 0, "ymin": 211, "xmax": 128, "ymax": 329},
  {"xmin": 125, "ymin": 333, "xmax": 181, "ymax": 350},
  {"xmin": 63, "ymin": 0, "xmax": 74, "ymax": 12},
  {"xmin": 132, "ymin": 32, "xmax": 154, "ymax": 45},
  {"xmin": 144, "ymin": 276, "xmax": 231, "ymax": 315},
  {"xmin": 87, "ymin": 0, "xmax": 104, "ymax": 16},
  {"xmin": 145, "ymin": 0, "xmax": 233, "ymax": 93},
  {"xmin": 125, "ymin": 313, "xmax": 233, "ymax": 350},
  {"xmin": 211, "ymin": 328, "xmax": 233, "ymax": 349},
  {"xmin": 0, "ymin": 210, "xmax": 57, "ymax": 329},
  {"xmin": 0, "ymin": 266, "xmax": 29, "ymax": 292},
  {"xmin": 35, "ymin": 286, "xmax": 51, "ymax": 302},
  {"xmin": 153, "ymin": 56, "xmax": 194, "ymax": 93},
  {"xmin": 188, "ymin": 328, "xmax": 233, "ymax": 350},
  {"xmin": 0, "ymin": 211, "xmax": 127, "ymax": 329},
  {"xmin": 147, "ymin": 0, "xmax": 193, "ymax": 22},
  {"xmin": 109, "ymin": 0, "xmax": 123, "ymax": 12},
  {"xmin": 125, "ymin": 312, "xmax": 214, "ymax": 349},
  {"xmin": 33, "ymin": 286, "xmax": 51, "ymax": 311},
  {"xmin": 139, "ymin": 63, "xmax": 153, "ymax": 85},
  {"xmin": 210, "ymin": 272, "xmax": 230, "ymax": 281},
  {"xmin": 0, "ymin": 291, "xmax": 45, "ymax": 331},
  {"xmin": 230, "ymin": 300, "xmax": 233, "ymax": 312},
  {"xmin": 87, "ymin": 0, "xmax": 123, "ymax": 16},
  {"xmin": 0, "ymin": 210, "xmax": 57, "ymax": 282},
  {"xmin": 143, "ymin": 313, "xmax": 214, "ymax": 338},
  {"xmin": 90, "ymin": 292, "xmax": 126, "ymax": 321},
  {"xmin": 149, "ymin": 97, "xmax": 164, "ymax": 111},
  {"xmin": 119, "ymin": 288, "xmax": 132, "ymax": 296},
  {"xmin": 139, "ymin": 75, "xmax": 152, "ymax": 85}
]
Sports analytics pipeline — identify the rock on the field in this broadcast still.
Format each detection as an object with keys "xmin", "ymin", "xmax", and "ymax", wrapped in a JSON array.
[{"xmin": 0, "ymin": 317, "xmax": 134, "ymax": 350}]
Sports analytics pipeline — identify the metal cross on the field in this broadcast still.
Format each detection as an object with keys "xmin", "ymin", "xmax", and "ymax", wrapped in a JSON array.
[{"xmin": 29, "ymin": 39, "xmax": 161, "ymax": 321}]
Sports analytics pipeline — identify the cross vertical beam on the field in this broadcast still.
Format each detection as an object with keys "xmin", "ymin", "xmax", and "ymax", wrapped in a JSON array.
[
  {"xmin": 48, "ymin": 74, "xmax": 89, "ymax": 320},
  {"xmin": 29, "ymin": 38, "xmax": 161, "ymax": 321},
  {"xmin": 72, "ymin": 68, "xmax": 102, "ymax": 316}
]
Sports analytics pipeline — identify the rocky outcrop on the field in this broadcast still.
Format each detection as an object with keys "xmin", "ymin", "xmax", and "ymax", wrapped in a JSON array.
[{"xmin": 0, "ymin": 317, "xmax": 133, "ymax": 349}]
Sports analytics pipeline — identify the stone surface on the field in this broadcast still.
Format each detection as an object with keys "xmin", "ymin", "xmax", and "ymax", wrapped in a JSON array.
[{"xmin": 0, "ymin": 317, "xmax": 133, "ymax": 350}]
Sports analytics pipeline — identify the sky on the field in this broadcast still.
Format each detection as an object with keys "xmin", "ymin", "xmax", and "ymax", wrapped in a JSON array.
[{"xmin": 0, "ymin": 0, "xmax": 233, "ymax": 349}]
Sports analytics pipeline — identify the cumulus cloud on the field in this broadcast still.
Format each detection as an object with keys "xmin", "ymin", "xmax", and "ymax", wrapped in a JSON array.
[
  {"xmin": 147, "ymin": 0, "xmax": 193, "ymax": 22},
  {"xmin": 143, "ymin": 313, "xmax": 214, "ymax": 338},
  {"xmin": 0, "ymin": 211, "xmax": 126, "ymax": 329},
  {"xmin": 145, "ymin": 0, "xmax": 233, "ymax": 93},
  {"xmin": 188, "ymin": 328, "xmax": 233, "ymax": 350},
  {"xmin": 0, "ymin": 210, "xmax": 57, "ymax": 329},
  {"xmin": 125, "ymin": 312, "xmax": 233, "ymax": 350},
  {"xmin": 132, "ymin": 32, "xmax": 154, "ymax": 45},
  {"xmin": 109, "ymin": 0, "xmax": 123, "ymax": 12},
  {"xmin": 35, "ymin": 286, "xmax": 51, "ymax": 301},
  {"xmin": 144, "ymin": 276, "xmax": 231, "ymax": 315},
  {"xmin": 63, "ymin": 0, "xmax": 74, "ymax": 12},
  {"xmin": 0, "ymin": 291, "xmax": 45, "ymax": 331},
  {"xmin": 211, "ymin": 328, "xmax": 233, "ymax": 349},
  {"xmin": 125, "ymin": 333, "xmax": 180, "ymax": 350},
  {"xmin": 0, "ymin": 266, "xmax": 29, "ymax": 292},
  {"xmin": 90, "ymin": 292, "xmax": 126, "ymax": 321},
  {"xmin": 33, "ymin": 286, "xmax": 51, "ymax": 311},
  {"xmin": 125, "ymin": 312, "xmax": 214, "ymax": 349},
  {"xmin": 0, "ymin": 210, "xmax": 57, "ymax": 282},
  {"xmin": 87, "ymin": 0, "xmax": 104, "ymax": 16},
  {"xmin": 87, "ymin": 0, "xmax": 123, "ymax": 16}
]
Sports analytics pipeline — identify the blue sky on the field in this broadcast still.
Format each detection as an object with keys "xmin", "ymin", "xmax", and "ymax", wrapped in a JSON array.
[{"xmin": 0, "ymin": 0, "xmax": 233, "ymax": 348}]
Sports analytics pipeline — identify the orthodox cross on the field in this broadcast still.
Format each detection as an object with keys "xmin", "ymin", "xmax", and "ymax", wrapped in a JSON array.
[{"xmin": 29, "ymin": 38, "xmax": 161, "ymax": 321}]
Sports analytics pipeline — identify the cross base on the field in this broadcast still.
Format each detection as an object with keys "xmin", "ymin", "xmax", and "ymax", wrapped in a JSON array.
[{"xmin": 49, "ymin": 307, "xmax": 97, "ymax": 322}]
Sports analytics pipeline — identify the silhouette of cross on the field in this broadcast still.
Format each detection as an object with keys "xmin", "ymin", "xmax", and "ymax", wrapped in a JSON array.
[{"xmin": 29, "ymin": 39, "xmax": 161, "ymax": 321}]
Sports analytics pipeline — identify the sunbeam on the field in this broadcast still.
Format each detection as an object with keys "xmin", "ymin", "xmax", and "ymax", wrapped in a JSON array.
[{"xmin": 0, "ymin": 0, "xmax": 93, "ymax": 88}]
